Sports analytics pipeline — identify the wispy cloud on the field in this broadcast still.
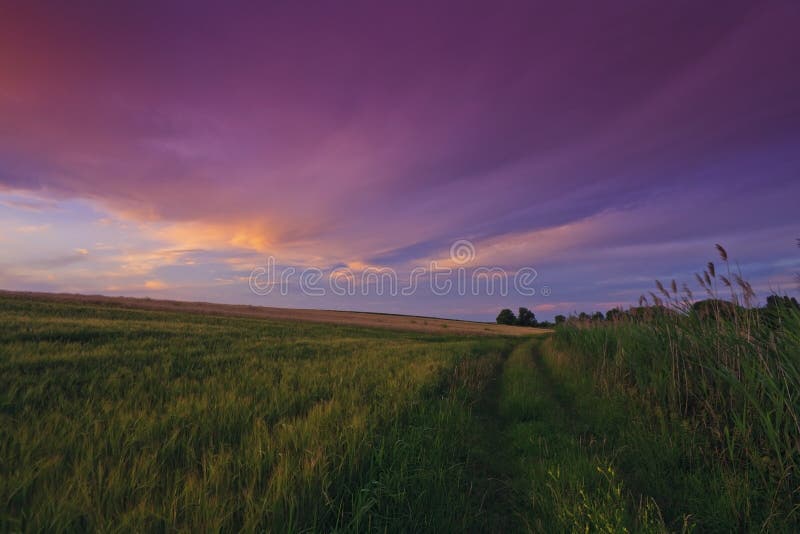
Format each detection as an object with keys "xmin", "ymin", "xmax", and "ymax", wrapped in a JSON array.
[
  {"xmin": 1, "ymin": 198, "xmax": 59, "ymax": 212},
  {"xmin": 29, "ymin": 251, "xmax": 90, "ymax": 269}
]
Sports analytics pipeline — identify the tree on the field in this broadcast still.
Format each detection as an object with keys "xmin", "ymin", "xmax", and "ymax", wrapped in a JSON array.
[
  {"xmin": 763, "ymin": 294, "xmax": 800, "ymax": 330},
  {"xmin": 591, "ymin": 311, "xmax": 604, "ymax": 321},
  {"xmin": 692, "ymin": 299, "xmax": 742, "ymax": 321},
  {"xmin": 606, "ymin": 308, "xmax": 623, "ymax": 321},
  {"xmin": 554, "ymin": 314, "xmax": 566, "ymax": 325},
  {"xmin": 517, "ymin": 307, "xmax": 537, "ymax": 327},
  {"xmin": 496, "ymin": 308, "xmax": 517, "ymax": 325},
  {"xmin": 766, "ymin": 295, "xmax": 799, "ymax": 311}
]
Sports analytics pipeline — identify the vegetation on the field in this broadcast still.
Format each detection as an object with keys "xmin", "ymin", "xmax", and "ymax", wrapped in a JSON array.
[
  {"xmin": 496, "ymin": 307, "xmax": 551, "ymax": 328},
  {"xmin": 1, "ymin": 294, "xmax": 670, "ymax": 532},
  {"xmin": 516, "ymin": 307, "xmax": 536, "ymax": 327},
  {"xmin": 0, "ymin": 295, "xmax": 519, "ymax": 531},
  {"xmin": 491, "ymin": 340, "xmax": 668, "ymax": 532},
  {"xmin": 497, "ymin": 308, "xmax": 518, "ymax": 325},
  {"xmin": 550, "ymin": 246, "xmax": 800, "ymax": 531}
]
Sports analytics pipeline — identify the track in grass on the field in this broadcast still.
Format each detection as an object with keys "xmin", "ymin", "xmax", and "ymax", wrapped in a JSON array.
[{"xmin": 478, "ymin": 339, "xmax": 668, "ymax": 533}]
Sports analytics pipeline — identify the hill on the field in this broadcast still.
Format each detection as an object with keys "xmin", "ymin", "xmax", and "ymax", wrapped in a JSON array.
[{"xmin": 0, "ymin": 290, "xmax": 549, "ymax": 336}]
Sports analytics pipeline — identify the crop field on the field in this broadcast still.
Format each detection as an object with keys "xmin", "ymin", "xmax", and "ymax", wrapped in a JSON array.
[
  {"xmin": 0, "ymin": 295, "xmax": 525, "ymax": 531},
  {"xmin": 0, "ymin": 291, "xmax": 543, "ymax": 337},
  {"xmin": 1, "ymin": 292, "xmax": 798, "ymax": 532}
]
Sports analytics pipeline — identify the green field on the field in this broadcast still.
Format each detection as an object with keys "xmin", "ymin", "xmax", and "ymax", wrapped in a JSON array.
[{"xmin": 1, "ymin": 294, "xmax": 798, "ymax": 532}]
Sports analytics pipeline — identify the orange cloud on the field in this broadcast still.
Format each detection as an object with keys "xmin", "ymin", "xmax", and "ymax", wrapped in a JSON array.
[{"xmin": 149, "ymin": 220, "xmax": 270, "ymax": 252}]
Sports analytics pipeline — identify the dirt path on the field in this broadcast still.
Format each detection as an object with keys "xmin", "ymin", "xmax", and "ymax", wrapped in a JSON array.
[
  {"xmin": 462, "ymin": 343, "xmax": 530, "ymax": 532},
  {"xmin": 464, "ymin": 338, "xmax": 666, "ymax": 532}
]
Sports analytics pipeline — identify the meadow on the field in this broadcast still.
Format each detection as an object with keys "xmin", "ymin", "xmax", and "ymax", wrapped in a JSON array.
[
  {"xmin": 0, "ymin": 295, "xmax": 522, "ymax": 531},
  {"xmin": 1, "ymin": 283, "xmax": 798, "ymax": 532}
]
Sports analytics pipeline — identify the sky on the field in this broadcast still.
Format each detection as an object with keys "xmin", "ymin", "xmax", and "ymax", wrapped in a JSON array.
[{"xmin": 1, "ymin": 1, "xmax": 798, "ymax": 321}]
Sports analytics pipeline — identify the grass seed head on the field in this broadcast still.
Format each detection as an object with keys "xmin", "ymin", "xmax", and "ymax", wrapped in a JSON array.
[
  {"xmin": 695, "ymin": 273, "xmax": 707, "ymax": 289},
  {"xmin": 682, "ymin": 283, "xmax": 693, "ymax": 300},
  {"xmin": 715, "ymin": 243, "xmax": 728, "ymax": 262},
  {"xmin": 656, "ymin": 280, "xmax": 670, "ymax": 299}
]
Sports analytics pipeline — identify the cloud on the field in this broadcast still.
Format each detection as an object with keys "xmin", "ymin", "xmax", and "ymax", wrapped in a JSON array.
[
  {"xmin": 0, "ymin": 198, "xmax": 59, "ymax": 212},
  {"xmin": 15, "ymin": 224, "xmax": 51, "ymax": 233},
  {"xmin": 0, "ymin": 2, "xmax": 797, "ymax": 318},
  {"xmin": 30, "ymin": 251, "xmax": 90, "ymax": 269},
  {"xmin": 110, "ymin": 248, "xmax": 204, "ymax": 277},
  {"xmin": 144, "ymin": 280, "xmax": 167, "ymax": 290}
]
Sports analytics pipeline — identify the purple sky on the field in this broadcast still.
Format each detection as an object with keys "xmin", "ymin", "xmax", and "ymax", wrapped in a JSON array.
[{"xmin": 1, "ymin": 1, "xmax": 798, "ymax": 321}]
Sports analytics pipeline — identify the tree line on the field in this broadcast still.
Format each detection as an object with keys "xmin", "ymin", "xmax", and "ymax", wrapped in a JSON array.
[
  {"xmin": 496, "ymin": 296, "xmax": 799, "ymax": 329},
  {"xmin": 495, "ymin": 307, "xmax": 553, "ymax": 328}
]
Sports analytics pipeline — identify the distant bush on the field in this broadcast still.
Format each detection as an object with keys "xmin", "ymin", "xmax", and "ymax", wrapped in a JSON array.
[
  {"xmin": 496, "ymin": 308, "xmax": 516, "ymax": 325},
  {"xmin": 516, "ymin": 307, "xmax": 536, "ymax": 327},
  {"xmin": 495, "ymin": 307, "xmax": 544, "ymax": 327},
  {"xmin": 766, "ymin": 294, "xmax": 800, "ymax": 311},
  {"xmin": 690, "ymin": 298, "xmax": 743, "ymax": 321}
]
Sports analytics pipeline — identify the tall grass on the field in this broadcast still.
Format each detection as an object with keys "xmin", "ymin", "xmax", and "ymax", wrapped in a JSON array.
[{"xmin": 552, "ymin": 247, "xmax": 800, "ymax": 530}]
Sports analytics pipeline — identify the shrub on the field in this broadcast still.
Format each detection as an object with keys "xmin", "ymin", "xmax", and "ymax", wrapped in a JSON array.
[
  {"xmin": 496, "ymin": 308, "xmax": 517, "ymax": 325},
  {"xmin": 517, "ymin": 307, "xmax": 537, "ymax": 327}
]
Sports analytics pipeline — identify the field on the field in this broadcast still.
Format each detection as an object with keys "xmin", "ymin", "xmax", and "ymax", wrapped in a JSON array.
[
  {"xmin": 1, "ymin": 292, "xmax": 798, "ymax": 532},
  {"xmin": 0, "ymin": 294, "xmax": 534, "ymax": 532},
  {"xmin": 0, "ymin": 291, "xmax": 543, "ymax": 337}
]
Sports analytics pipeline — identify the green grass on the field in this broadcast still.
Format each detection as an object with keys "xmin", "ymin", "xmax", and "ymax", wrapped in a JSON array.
[
  {"xmin": 3, "ymin": 290, "xmax": 797, "ymax": 532},
  {"xmin": 0, "ymin": 296, "xmax": 516, "ymax": 531},
  {"xmin": 493, "ymin": 340, "xmax": 668, "ymax": 533},
  {"xmin": 550, "ymin": 300, "xmax": 800, "ymax": 531}
]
